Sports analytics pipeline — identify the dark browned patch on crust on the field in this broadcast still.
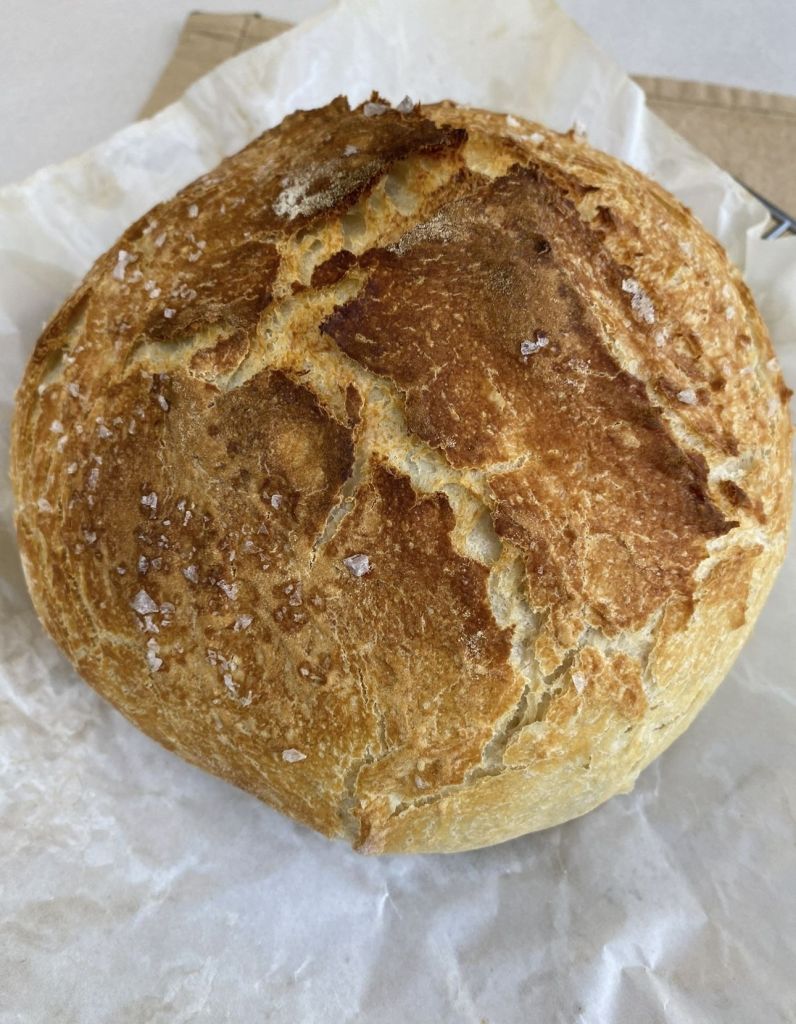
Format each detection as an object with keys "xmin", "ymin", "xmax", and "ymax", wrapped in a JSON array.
[
  {"xmin": 718, "ymin": 479, "xmax": 751, "ymax": 510},
  {"xmin": 311, "ymin": 248, "xmax": 358, "ymax": 289},
  {"xmin": 323, "ymin": 165, "xmax": 732, "ymax": 634}
]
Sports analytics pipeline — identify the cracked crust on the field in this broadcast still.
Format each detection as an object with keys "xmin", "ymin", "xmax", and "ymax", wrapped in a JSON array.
[{"xmin": 11, "ymin": 96, "xmax": 792, "ymax": 854}]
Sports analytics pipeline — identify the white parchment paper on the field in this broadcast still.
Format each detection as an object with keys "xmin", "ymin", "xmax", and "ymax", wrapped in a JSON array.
[{"xmin": 1, "ymin": 2, "xmax": 795, "ymax": 1020}]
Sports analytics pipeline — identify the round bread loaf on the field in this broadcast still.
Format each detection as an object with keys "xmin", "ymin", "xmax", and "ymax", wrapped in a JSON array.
[{"xmin": 12, "ymin": 97, "xmax": 791, "ymax": 854}]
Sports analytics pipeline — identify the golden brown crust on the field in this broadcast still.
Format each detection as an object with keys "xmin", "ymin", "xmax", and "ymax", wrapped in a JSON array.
[{"xmin": 11, "ymin": 96, "xmax": 791, "ymax": 853}]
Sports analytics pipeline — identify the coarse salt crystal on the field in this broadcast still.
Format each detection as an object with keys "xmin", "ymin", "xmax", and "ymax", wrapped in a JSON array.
[
  {"xmin": 234, "ymin": 614, "xmax": 253, "ymax": 631},
  {"xmin": 218, "ymin": 580, "xmax": 238, "ymax": 600},
  {"xmin": 146, "ymin": 638, "xmax": 163, "ymax": 672},
  {"xmin": 131, "ymin": 589, "xmax": 159, "ymax": 615},
  {"xmin": 116, "ymin": 566, "xmax": 126, "ymax": 575},
  {"xmin": 529, "ymin": 132, "xmax": 544, "ymax": 144},
  {"xmin": 83, "ymin": 530, "xmax": 97, "ymax": 545},
  {"xmin": 343, "ymin": 553, "xmax": 371, "ymax": 577},
  {"xmin": 163, "ymin": 308, "xmax": 176, "ymax": 319},
  {"xmin": 55, "ymin": 434, "xmax": 68, "ymax": 452},
  {"xmin": 67, "ymin": 382, "xmax": 80, "ymax": 398},
  {"xmin": 187, "ymin": 203, "xmax": 199, "ymax": 218},
  {"xmin": 37, "ymin": 497, "xmax": 53, "ymax": 513},
  {"xmin": 343, "ymin": 144, "xmax": 359, "ymax": 157},
  {"xmin": 506, "ymin": 114, "xmax": 520, "ymax": 127},
  {"xmin": 141, "ymin": 492, "xmax": 158, "ymax": 511},
  {"xmin": 183, "ymin": 565, "xmax": 199, "ymax": 583},
  {"xmin": 676, "ymin": 388, "xmax": 698, "ymax": 405},
  {"xmin": 572, "ymin": 672, "xmax": 587, "ymax": 694},
  {"xmin": 725, "ymin": 307, "xmax": 736, "ymax": 321},
  {"xmin": 87, "ymin": 467, "xmax": 100, "ymax": 490},
  {"xmin": 270, "ymin": 493, "xmax": 283, "ymax": 509},
  {"xmin": 156, "ymin": 394, "xmax": 169, "ymax": 411},
  {"xmin": 138, "ymin": 556, "xmax": 149, "ymax": 574},
  {"xmin": 50, "ymin": 419, "xmax": 64, "ymax": 434},
  {"xmin": 97, "ymin": 424, "xmax": 113, "ymax": 439},
  {"xmin": 143, "ymin": 615, "xmax": 159, "ymax": 633},
  {"xmin": 66, "ymin": 462, "xmax": 78, "ymax": 475},
  {"xmin": 282, "ymin": 748, "xmax": 307, "ymax": 763},
  {"xmin": 622, "ymin": 278, "xmax": 656, "ymax": 325},
  {"xmin": 767, "ymin": 357, "xmax": 778, "ymax": 371},
  {"xmin": 520, "ymin": 332, "xmax": 549, "ymax": 359},
  {"xmin": 112, "ymin": 250, "xmax": 134, "ymax": 282},
  {"xmin": 154, "ymin": 232, "xmax": 167, "ymax": 248},
  {"xmin": 396, "ymin": 95, "xmax": 414, "ymax": 113}
]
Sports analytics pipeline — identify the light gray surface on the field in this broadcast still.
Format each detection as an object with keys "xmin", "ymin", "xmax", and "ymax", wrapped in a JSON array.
[{"xmin": 1, "ymin": 0, "xmax": 795, "ymax": 186}]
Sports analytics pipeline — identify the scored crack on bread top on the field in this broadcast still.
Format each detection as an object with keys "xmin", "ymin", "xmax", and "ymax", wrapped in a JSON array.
[{"xmin": 12, "ymin": 96, "xmax": 792, "ymax": 854}]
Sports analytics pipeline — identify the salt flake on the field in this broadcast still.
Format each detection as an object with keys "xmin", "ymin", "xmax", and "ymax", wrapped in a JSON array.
[
  {"xmin": 520, "ymin": 332, "xmax": 549, "ymax": 359},
  {"xmin": 676, "ymin": 388, "xmax": 698, "ymax": 406},
  {"xmin": 622, "ymin": 278, "xmax": 656, "ymax": 325},
  {"xmin": 131, "ymin": 590, "xmax": 159, "ymax": 615},
  {"xmin": 146, "ymin": 638, "xmax": 163, "ymax": 672},
  {"xmin": 343, "ymin": 553, "xmax": 371, "ymax": 577},
  {"xmin": 282, "ymin": 748, "xmax": 307, "ymax": 763},
  {"xmin": 112, "ymin": 249, "xmax": 134, "ymax": 282}
]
